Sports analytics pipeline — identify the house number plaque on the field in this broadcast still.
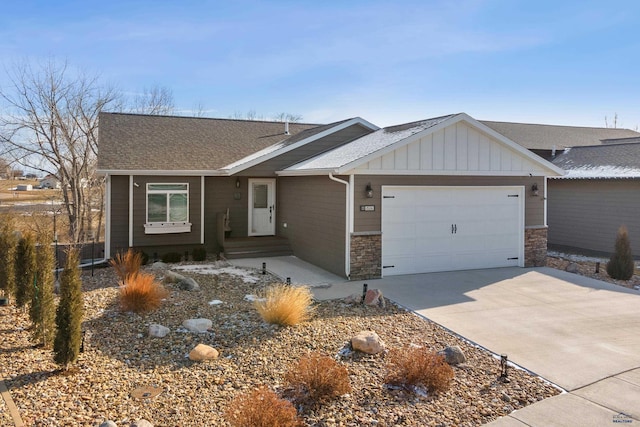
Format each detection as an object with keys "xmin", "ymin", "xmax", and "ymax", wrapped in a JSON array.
[{"xmin": 360, "ymin": 205, "xmax": 375, "ymax": 212}]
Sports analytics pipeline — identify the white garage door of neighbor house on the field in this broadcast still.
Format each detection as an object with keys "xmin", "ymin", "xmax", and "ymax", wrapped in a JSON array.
[{"xmin": 382, "ymin": 186, "xmax": 524, "ymax": 276}]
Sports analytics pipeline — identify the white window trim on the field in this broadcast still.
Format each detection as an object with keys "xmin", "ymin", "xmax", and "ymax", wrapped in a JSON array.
[{"xmin": 144, "ymin": 183, "xmax": 192, "ymax": 234}]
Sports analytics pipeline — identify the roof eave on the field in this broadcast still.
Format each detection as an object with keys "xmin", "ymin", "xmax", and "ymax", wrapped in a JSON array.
[{"xmin": 96, "ymin": 169, "xmax": 226, "ymax": 176}]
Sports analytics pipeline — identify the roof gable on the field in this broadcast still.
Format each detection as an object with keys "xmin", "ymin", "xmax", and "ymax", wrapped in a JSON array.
[{"xmin": 282, "ymin": 113, "xmax": 563, "ymax": 177}]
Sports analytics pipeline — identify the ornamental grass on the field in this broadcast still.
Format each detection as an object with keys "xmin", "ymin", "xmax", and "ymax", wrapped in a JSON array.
[
  {"xmin": 254, "ymin": 283, "xmax": 315, "ymax": 326},
  {"xmin": 224, "ymin": 386, "xmax": 302, "ymax": 427},
  {"xmin": 284, "ymin": 352, "xmax": 351, "ymax": 404},
  {"xmin": 119, "ymin": 272, "xmax": 168, "ymax": 313},
  {"xmin": 109, "ymin": 248, "xmax": 143, "ymax": 282},
  {"xmin": 385, "ymin": 346, "xmax": 454, "ymax": 394}
]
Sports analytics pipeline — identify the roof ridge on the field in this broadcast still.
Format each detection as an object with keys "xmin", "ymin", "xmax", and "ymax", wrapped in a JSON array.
[
  {"xmin": 383, "ymin": 113, "xmax": 456, "ymax": 131},
  {"xmin": 567, "ymin": 141, "xmax": 640, "ymax": 150},
  {"xmin": 480, "ymin": 119, "xmax": 638, "ymax": 133},
  {"xmin": 99, "ymin": 111, "xmax": 321, "ymax": 126}
]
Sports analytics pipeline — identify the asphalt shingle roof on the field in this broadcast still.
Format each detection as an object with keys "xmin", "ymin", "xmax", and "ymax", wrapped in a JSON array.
[
  {"xmin": 551, "ymin": 143, "xmax": 640, "ymax": 178},
  {"xmin": 481, "ymin": 121, "xmax": 640, "ymax": 150},
  {"xmin": 97, "ymin": 113, "xmax": 319, "ymax": 172}
]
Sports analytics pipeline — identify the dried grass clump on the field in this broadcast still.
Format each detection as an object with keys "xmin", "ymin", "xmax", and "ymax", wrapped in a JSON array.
[
  {"xmin": 254, "ymin": 284, "xmax": 315, "ymax": 326},
  {"xmin": 224, "ymin": 386, "xmax": 301, "ymax": 427},
  {"xmin": 385, "ymin": 346, "xmax": 454, "ymax": 394},
  {"xmin": 110, "ymin": 249, "xmax": 143, "ymax": 282},
  {"xmin": 119, "ymin": 272, "xmax": 168, "ymax": 313},
  {"xmin": 284, "ymin": 352, "xmax": 351, "ymax": 404}
]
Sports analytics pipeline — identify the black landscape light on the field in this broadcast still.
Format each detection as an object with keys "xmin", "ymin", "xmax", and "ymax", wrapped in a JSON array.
[{"xmin": 499, "ymin": 354, "xmax": 509, "ymax": 381}]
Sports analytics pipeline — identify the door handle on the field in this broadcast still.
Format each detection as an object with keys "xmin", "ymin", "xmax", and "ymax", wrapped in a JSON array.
[
  {"xmin": 269, "ymin": 206, "xmax": 273, "ymax": 223},
  {"xmin": 454, "ymin": 224, "xmax": 457, "ymax": 234}
]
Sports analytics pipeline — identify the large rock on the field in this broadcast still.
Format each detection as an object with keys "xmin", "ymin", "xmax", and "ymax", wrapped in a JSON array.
[
  {"xmin": 177, "ymin": 277, "xmax": 200, "ymax": 291},
  {"xmin": 130, "ymin": 420, "xmax": 153, "ymax": 427},
  {"xmin": 149, "ymin": 262, "xmax": 168, "ymax": 270},
  {"xmin": 351, "ymin": 331, "xmax": 385, "ymax": 354},
  {"xmin": 565, "ymin": 262, "xmax": 579, "ymax": 273},
  {"xmin": 189, "ymin": 344, "xmax": 219, "ymax": 361},
  {"xmin": 99, "ymin": 422, "xmax": 117, "ymax": 427},
  {"xmin": 182, "ymin": 318, "xmax": 212, "ymax": 333},
  {"xmin": 343, "ymin": 293, "xmax": 362, "ymax": 304},
  {"xmin": 163, "ymin": 270, "xmax": 186, "ymax": 283},
  {"xmin": 364, "ymin": 289, "xmax": 385, "ymax": 308},
  {"xmin": 438, "ymin": 345, "xmax": 466, "ymax": 365},
  {"xmin": 149, "ymin": 324, "xmax": 170, "ymax": 338}
]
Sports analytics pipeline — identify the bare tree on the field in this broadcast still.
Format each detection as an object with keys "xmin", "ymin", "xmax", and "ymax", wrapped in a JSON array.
[
  {"xmin": 230, "ymin": 110, "xmax": 303, "ymax": 122},
  {"xmin": 605, "ymin": 113, "xmax": 619, "ymax": 128},
  {"xmin": 131, "ymin": 85, "xmax": 175, "ymax": 115},
  {"xmin": 0, "ymin": 59, "xmax": 119, "ymax": 242},
  {"xmin": 272, "ymin": 112, "xmax": 303, "ymax": 123}
]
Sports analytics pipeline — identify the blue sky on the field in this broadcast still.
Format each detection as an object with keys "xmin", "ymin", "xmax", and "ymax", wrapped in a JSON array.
[{"xmin": 1, "ymin": 0, "xmax": 639, "ymax": 128}]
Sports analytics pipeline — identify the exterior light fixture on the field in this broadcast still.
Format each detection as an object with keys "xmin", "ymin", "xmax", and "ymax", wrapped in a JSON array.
[
  {"xmin": 365, "ymin": 183, "xmax": 373, "ymax": 198},
  {"xmin": 531, "ymin": 183, "xmax": 539, "ymax": 197},
  {"xmin": 235, "ymin": 178, "xmax": 240, "ymax": 188}
]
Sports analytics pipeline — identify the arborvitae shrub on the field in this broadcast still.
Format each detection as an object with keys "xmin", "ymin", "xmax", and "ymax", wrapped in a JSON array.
[
  {"xmin": 284, "ymin": 352, "xmax": 351, "ymax": 404},
  {"xmin": 109, "ymin": 248, "xmax": 143, "ymax": 282},
  {"xmin": 54, "ymin": 249, "xmax": 84, "ymax": 370},
  {"xmin": 31, "ymin": 232, "xmax": 56, "ymax": 347},
  {"xmin": 0, "ymin": 215, "xmax": 18, "ymax": 300},
  {"xmin": 119, "ymin": 272, "xmax": 168, "ymax": 313},
  {"xmin": 192, "ymin": 247, "xmax": 207, "ymax": 261},
  {"xmin": 15, "ymin": 233, "xmax": 38, "ymax": 308},
  {"xmin": 607, "ymin": 225, "xmax": 635, "ymax": 280},
  {"xmin": 161, "ymin": 252, "xmax": 182, "ymax": 263},
  {"xmin": 254, "ymin": 284, "xmax": 315, "ymax": 326},
  {"xmin": 224, "ymin": 387, "xmax": 301, "ymax": 427},
  {"xmin": 385, "ymin": 346, "xmax": 454, "ymax": 394}
]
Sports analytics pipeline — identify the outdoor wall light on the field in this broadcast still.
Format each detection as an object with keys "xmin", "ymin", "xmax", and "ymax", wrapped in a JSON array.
[
  {"xmin": 531, "ymin": 183, "xmax": 539, "ymax": 197},
  {"xmin": 235, "ymin": 178, "xmax": 240, "ymax": 188},
  {"xmin": 365, "ymin": 183, "xmax": 373, "ymax": 198}
]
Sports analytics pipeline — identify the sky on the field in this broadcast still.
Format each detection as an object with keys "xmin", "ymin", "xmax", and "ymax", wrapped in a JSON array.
[{"xmin": 1, "ymin": 0, "xmax": 639, "ymax": 129}]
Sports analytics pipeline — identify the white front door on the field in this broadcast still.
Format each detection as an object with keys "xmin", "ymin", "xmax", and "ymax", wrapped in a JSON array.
[{"xmin": 248, "ymin": 179, "xmax": 276, "ymax": 236}]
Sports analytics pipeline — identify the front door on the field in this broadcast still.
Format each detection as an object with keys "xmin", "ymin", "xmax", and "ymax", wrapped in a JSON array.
[{"xmin": 248, "ymin": 179, "xmax": 276, "ymax": 236}]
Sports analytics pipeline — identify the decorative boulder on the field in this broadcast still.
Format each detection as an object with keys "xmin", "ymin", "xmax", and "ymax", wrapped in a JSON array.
[
  {"xmin": 351, "ymin": 331, "xmax": 385, "ymax": 354},
  {"xmin": 189, "ymin": 344, "xmax": 219, "ymax": 361},
  {"xmin": 149, "ymin": 262, "xmax": 168, "ymax": 270},
  {"xmin": 364, "ymin": 289, "xmax": 385, "ymax": 308},
  {"xmin": 177, "ymin": 277, "xmax": 200, "ymax": 291},
  {"xmin": 149, "ymin": 324, "xmax": 170, "ymax": 338},
  {"xmin": 182, "ymin": 318, "xmax": 212, "ymax": 333},
  {"xmin": 343, "ymin": 293, "xmax": 362, "ymax": 304},
  {"xmin": 565, "ymin": 262, "xmax": 579, "ymax": 273},
  {"xmin": 438, "ymin": 345, "xmax": 466, "ymax": 365},
  {"xmin": 130, "ymin": 420, "xmax": 153, "ymax": 427},
  {"xmin": 99, "ymin": 422, "xmax": 118, "ymax": 427},
  {"xmin": 163, "ymin": 270, "xmax": 185, "ymax": 283}
]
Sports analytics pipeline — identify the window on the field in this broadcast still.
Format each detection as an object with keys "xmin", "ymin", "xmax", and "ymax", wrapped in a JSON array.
[{"xmin": 144, "ymin": 183, "xmax": 191, "ymax": 234}]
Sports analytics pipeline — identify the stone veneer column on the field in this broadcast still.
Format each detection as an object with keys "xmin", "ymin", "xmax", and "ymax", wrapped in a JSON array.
[
  {"xmin": 525, "ymin": 226, "xmax": 547, "ymax": 267},
  {"xmin": 350, "ymin": 232, "xmax": 382, "ymax": 280}
]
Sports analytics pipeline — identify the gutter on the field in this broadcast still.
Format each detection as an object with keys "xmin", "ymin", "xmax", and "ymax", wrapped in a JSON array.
[{"xmin": 328, "ymin": 173, "xmax": 351, "ymax": 278}]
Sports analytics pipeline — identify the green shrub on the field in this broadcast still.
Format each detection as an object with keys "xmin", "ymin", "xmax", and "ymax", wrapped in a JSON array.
[
  {"xmin": 54, "ymin": 249, "xmax": 84, "ymax": 370},
  {"xmin": 254, "ymin": 284, "xmax": 315, "ymax": 326},
  {"xmin": 31, "ymin": 232, "xmax": 56, "ymax": 347},
  {"xmin": 385, "ymin": 346, "xmax": 454, "ymax": 394},
  {"xmin": 15, "ymin": 233, "xmax": 37, "ymax": 308},
  {"xmin": 0, "ymin": 215, "xmax": 18, "ymax": 300},
  {"xmin": 284, "ymin": 352, "xmax": 351, "ymax": 404},
  {"xmin": 225, "ymin": 387, "xmax": 301, "ymax": 427},
  {"xmin": 607, "ymin": 225, "xmax": 635, "ymax": 280},
  {"xmin": 192, "ymin": 247, "xmax": 207, "ymax": 261},
  {"xmin": 161, "ymin": 252, "xmax": 182, "ymax": 263}
]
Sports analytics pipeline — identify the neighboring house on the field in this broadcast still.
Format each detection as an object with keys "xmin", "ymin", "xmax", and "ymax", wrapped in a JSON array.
[
  {"xmin": 548, "ymin": 143, "xmax": 640, "ymax": 256},
  {"xmin": 97, "ymin": 112, "xmax": 563, "ymax": 279},
  {"xmin": 40, "ymin": 175, "xmax": 61, "ymax": 189}
]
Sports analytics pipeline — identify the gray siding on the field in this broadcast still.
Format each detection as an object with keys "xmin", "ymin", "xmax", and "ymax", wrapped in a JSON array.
[
  {"xmin": 353, "ymin": 175, "xmax": 544, "ymax": 232},
  {"xmin": 240, "ymin": 124, "xmax": 372, "ymax": 177},
  {"xmin": 109, "ymin": 175, "xmax": 130, "ymax": 256},
  {"xmin": 131, "ymin": 176, "xmax": 203, "ymax": 248},
  {"xmin": 204, "ymin": 176, "xmax": 250, "ymax": 252},
  {"xmin": 548, "ymin": 179, "xmax": 640, "ymax": 255},
  {"xmin": 278, "ymin": 176, "xmax": 346, "ymax": 277}
]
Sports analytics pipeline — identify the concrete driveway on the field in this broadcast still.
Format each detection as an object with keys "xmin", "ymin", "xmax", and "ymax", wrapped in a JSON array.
[{"xmin": 232, "ymin": 257, "xmax": 640, "ymax": 425}]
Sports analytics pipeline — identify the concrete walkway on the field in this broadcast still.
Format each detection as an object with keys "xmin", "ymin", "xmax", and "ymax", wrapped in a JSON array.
[{"xmin": 234, "ymin": 257, "xmax": 640, "ymax": 426}]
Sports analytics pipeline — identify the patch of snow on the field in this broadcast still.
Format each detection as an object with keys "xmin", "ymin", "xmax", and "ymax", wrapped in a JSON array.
[
  {"xmin": 172, "ymin": 264, "xmax": 260, "ymax": 283},
  {"xmin": 556, "ymin": 165, "xmax": 640, "ymax": 179},
  {"xmin": 208, "ymin": 300, "xmax": 223, "ymax": 305},
  {"xmin": 244, "ymin": 294, "xmax": 265, "ymax": 302},
  {"xmin": 547, "ymin": 251, "xmax": 608, "ymax": 263}
]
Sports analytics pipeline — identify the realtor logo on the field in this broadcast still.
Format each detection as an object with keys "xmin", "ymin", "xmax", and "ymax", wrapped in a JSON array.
[{"xmin": 613, "ymin": 412, "xmax": 633, "ymax": 424}]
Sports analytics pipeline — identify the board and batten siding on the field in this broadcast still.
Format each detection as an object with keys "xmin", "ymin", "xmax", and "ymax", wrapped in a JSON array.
[
  {"xmin": 353, "ymin": 175, "xmax": 545, "ymax": 233},
  {"xmin": 109, "ymin": 175, "xmax": 130, "ymax": 256},
  {"xmin": 240, "ymin": 124, "xmax": 373, "ymax": 177},
  {"xmin": 353, "ymin": 122, "xmax": 550, "ymax": 175},
  {"xmin": 277, "ymin": 176, "xmax": 346, "ymax": 277},
  {"xmin": 131, "ymin": 175, "xmax": 202, "ymax": 248},
  {"xmin": 548, "ymin": 179, "xmax": 640, "ymax": 255}
]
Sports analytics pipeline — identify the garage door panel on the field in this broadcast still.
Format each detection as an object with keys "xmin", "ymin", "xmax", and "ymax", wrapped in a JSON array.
[{"xmin": 382, "ymin": 186, "xmax": 523, "ymax": 276}]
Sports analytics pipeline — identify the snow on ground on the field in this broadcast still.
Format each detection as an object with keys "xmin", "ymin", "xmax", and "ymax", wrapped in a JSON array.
[{"xmin": 172, "ymin": 264, "xmax": 260, "ymax": 283}]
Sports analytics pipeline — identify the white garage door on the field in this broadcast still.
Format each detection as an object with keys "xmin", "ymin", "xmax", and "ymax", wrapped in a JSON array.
[{"xmin": 382, "ymin": 186, "xmax": 524, "ymax": 276}]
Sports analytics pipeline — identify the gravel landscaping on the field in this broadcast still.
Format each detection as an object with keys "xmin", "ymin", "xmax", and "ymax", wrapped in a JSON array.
[{"xmin": 1, "ymin": 261, "xmax": 560, "ymax": 427}]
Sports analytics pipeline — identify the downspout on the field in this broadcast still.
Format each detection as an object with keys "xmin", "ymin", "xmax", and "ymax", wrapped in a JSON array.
[
  {"xmin": 129, "ymin": 175, "xmax": 134, "ymax": 248},
  {"xmin": 105, "ymin": 174, "xmax": 111, "ymax": 259},
  {"xmin": 328, "ymin": 173, "xmax": 351, "ymax": 278}
]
